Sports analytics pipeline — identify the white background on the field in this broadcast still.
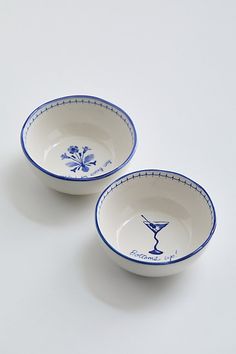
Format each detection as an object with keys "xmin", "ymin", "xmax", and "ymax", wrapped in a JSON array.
[{"xmin": 0, "ymin": 1, "xmax": 235, "ymax": 353}]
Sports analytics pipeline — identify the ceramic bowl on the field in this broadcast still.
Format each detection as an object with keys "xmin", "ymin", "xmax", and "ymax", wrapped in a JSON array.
[
  {"xmin": 95, "ymin": 169, "xmax": 216, "ymax": 277},
  {"xmin": 21, "ymin": 95, "xmax": 137, "ymax": 195}
]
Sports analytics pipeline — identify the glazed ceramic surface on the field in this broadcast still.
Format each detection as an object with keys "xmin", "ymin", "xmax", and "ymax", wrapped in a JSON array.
[
  {"xmin": 96, "ymin": 169, "xmax": 216, "ymax": 277},
  {"xmin": 21, "ymin": 95, "xmax": 137, "ymax": 194}
]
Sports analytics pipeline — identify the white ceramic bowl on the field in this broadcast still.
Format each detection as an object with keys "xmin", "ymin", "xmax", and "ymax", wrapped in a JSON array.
[
  {"xmin": 95, "ymin": 169, "xmax": 216, "ymax": 277},
  {"xmin": 21, "ymin": 95, "xmax": 137, "ymax": 195}
]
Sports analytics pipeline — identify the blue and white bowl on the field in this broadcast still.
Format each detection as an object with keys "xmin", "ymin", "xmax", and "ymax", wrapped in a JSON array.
[
  {"xmin": 21, "ymin": 95, "xmax": 137, "ymax": 195},
  {"xmin": 95, "ymin": 169, "xmax": 216, "ymax": 277}
]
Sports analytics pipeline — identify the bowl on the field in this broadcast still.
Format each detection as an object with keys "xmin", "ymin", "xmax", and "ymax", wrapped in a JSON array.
[
  {"xmin": 21, "ymin": 95, "xmax": 137, "ymax": 195},
  {"xmin": 95, "ymin": 169, "xmax": 216, "ymax": 277}
]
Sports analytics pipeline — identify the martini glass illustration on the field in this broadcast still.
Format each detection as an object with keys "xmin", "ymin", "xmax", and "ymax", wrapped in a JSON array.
[{"xmin": 141, "ymin": 215, "xmax": 169, "ymax": 255}]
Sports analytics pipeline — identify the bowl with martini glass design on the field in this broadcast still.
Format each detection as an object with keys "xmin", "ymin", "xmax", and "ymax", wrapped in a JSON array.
[{"xmin": 95, "ymin": 169, "xmax": 216, "ymax": 277}]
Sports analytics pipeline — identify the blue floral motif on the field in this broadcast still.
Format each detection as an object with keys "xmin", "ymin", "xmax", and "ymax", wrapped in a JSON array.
[{"xmin": 61, "ymin": 146, "xmax": 97, "ymax": 173}]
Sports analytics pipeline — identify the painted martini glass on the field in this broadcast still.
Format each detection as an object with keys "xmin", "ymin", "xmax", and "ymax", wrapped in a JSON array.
[{"xmin": 141, "ymin": 215, "xmax": 169, "ymax": 255}]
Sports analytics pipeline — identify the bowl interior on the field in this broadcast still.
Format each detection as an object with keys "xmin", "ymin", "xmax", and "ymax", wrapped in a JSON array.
[
  {"xmin": 22, "ymin": 96, "xmax": 136, "ymax": 179},
  {"xmin": 96, "ymin": 170, "xmax": 215, "ymax": 264}
]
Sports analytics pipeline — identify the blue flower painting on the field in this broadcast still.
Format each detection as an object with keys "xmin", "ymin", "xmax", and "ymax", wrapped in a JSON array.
[{"xmin": 61, "ymin": 145, "xmax": 97, "ymax": 173}]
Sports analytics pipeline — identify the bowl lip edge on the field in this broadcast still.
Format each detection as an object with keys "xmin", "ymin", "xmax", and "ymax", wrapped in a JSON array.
[
  {"xmin": 95, "ymin": 168, "xmax": 217, "ymax": 266},
  {"xmin": 20, "ymin": 94, "xmax": 137, "ymax": 182}
]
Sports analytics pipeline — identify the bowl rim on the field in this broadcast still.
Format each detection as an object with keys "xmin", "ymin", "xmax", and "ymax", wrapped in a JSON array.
[
  {"xmin": 95, "ymin": 169, "xmax": 217, "ymax": 266},
  {"xmin": 20, "ymin": 95, "xmax": 137, "ymax": 182}
]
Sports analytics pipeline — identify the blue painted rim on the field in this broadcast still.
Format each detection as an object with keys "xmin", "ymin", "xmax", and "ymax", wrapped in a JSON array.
[
  {"xmin": 95, "ymin": 169, "xmax": 217, "ymax": 266},
  {"xmin": 20, "ymin": 95, "xmax": 137, "ymax": 182}
]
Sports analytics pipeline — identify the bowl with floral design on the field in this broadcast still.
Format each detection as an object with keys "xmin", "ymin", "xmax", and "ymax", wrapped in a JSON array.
[
  {"xmin": 95, "ymin": 169, "xmax": 216, "ymax": 277},
  {"xmin": 21, "ymin": 95, "xmax": 137, "ymax": 195}
]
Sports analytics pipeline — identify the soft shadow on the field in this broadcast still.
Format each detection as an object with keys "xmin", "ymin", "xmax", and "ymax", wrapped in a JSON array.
[
  {"xmin": 80, "ymin": 237, "xmax": 188, "ymax": 311},
  {"xmin": 4, "ymin": 157, "xmax": 97, "ymax": 225}
]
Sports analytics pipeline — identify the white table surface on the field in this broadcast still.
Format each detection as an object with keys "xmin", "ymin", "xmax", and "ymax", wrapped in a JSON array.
[{"xmin": 0, "ymin": 1, "xmax": 235, "ymax": 353}]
